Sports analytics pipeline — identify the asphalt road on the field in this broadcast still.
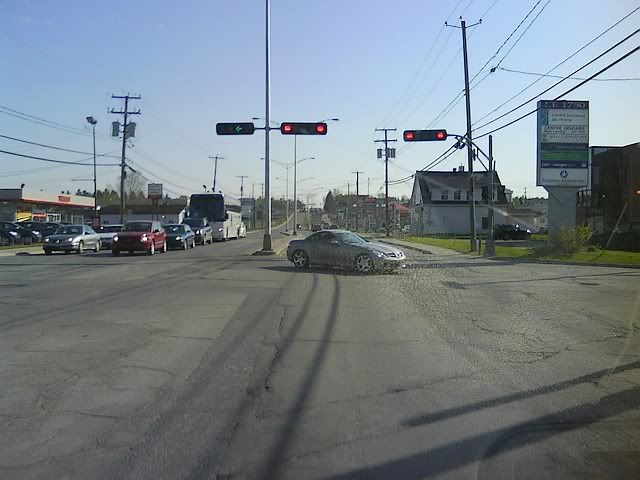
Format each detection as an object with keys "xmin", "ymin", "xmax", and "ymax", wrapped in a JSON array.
[{"xmin": 1, "ymin": 233, "xmax": 638, "ymax": 479}]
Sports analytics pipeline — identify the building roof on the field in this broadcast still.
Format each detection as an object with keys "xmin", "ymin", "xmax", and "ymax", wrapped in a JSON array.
[
  {"xmin": 0, "ymin": 188, "xmax": 94, "ymax": 208},
  {"xmin": 412, "ymin": 170, "xmax": 508, "ymax": 205}
]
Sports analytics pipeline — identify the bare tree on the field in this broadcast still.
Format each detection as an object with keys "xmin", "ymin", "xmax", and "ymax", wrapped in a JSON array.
[{"xmin": 118, "ymin": 171, "xmax": 147, "ymax": 200}]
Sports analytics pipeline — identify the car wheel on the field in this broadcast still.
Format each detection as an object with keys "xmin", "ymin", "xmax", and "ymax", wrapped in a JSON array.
[
  {"xmin": 128, "ymin": 250, "xmax": 134, "ymax": 254},
  {"xmin": 161, "ymin": 240, "xmax": 167, "ymax": 253},
  {"xmin": 149, "ymin": 242, "xmax": 155, "ymax": 255},
  {"xmin": 183, "ymin": 240, "xmax": 188, "ymax": 250},
  {"xmin": 64, "ymin": 250, "xmax": 71, "ymax": 255},
  {"xmin": 291, "ymin": 250, "xmax": 309, "ymax": 269},
  {"xmin": 354, "ymin": 253, "xmax": 374, "ymax": 274},
  {"xmin": 77, "ymin": 241, "xmax": 84, "ymax": 254},
  {"xmin": 44, "ymin": 249, "xmax": 52, "ymax": 256},
  {"xmin": 112, "ymin": 249, "xmax": 120, "ymax": 256},
  {"xmin": 94, "ymin": 241, "xmax": 100, "ymax": 252},
  {"xmin": 191, "ymin": 239, "xmax": 195, "ymax": 248}
]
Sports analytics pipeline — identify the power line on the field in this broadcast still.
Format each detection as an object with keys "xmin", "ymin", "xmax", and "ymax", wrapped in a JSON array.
[
  {"xmin": 0, "ymin": 133, "xmax": 119, "ymax": 157},
  {"xmin": 473, "ymin": 28, "xmax": 639, "ymax": 133},
  {"xmin": 0, "ymin": 149, "xmax": 119, "ymax": 166},
  {"xmin": 472, "ymin": 6, "xmax": 640, "ymax": 126},
  {"xmin": 495, "ymin": 66, "xmax": 640, "ymax": 81},
  {"xmin": 475, "ymin": 44, "xmax": 640, "ymax": 139}
]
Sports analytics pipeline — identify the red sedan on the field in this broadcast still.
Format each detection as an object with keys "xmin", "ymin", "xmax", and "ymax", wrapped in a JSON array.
[{"xmin": 112, "ymin": 221, "xmax": 167, "ymax": 256}]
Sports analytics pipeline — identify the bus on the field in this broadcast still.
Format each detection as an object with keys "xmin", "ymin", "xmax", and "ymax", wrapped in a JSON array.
[{"xmin": 187, "ymin": 193, "xmax": 243, "ymax": 241}]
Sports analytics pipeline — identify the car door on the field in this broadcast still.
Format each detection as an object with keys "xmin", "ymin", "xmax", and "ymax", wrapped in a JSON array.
[
  {"xmin": 85, "ymin": 226, "xmax": 98, "ymax": 247},
  {"xmin": 314, "ymin": 231, "xmax": 339, "ymax": 266}
]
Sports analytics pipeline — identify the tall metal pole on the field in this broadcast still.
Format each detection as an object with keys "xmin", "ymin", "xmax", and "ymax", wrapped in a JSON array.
[
  {"xmin": 209, "ymin": 156, "xmax": 224, "ymax": 192},
  {"xmin": 91, "ymin": 123, "xmax": 97, "ymax": 218},
  {"xmin": 293, "ymin": 135, "xmax": 297, "ymax": 235},
  {"xmin": 263, "ymin": 0, "xmax": 272, "ymax": 251},
  {"xmin": 119, "ymin": 97, "xmax": 129, "ymax": 224},
  {"xmin": 384, "ymin": 130, "xmax": 389, "ymax": 236},
  {"xmin": 285, "ymin": 166, "xmax": 289, "ymax": 231},
  {"xmin": 487, "ymin": 134, "xmax": 495, "ymax": 256},
  {"xmin": 461, "ymin": 19, "xmax": 477, "ymax": 252}
]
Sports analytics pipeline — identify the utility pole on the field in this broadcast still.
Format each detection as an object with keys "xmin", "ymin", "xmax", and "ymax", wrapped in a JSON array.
[
  {"xmin": 487, "ymin": 134, "xmax": 495, "ymax": 256},
  {"xmin": 447, "ymin": 17, "xmax": 481, "ymax": 252},
  {"xmin": 263, "ymin": 0, "xmax": 272, "ymax": 251},
  {"xmin": 367, "ymin": 177, "xmax": 370, "ymax": 196},
  {"xmin": 209, "ymin": 155, "xmax": 224, "ymax": 192},
  {"xmin": 375, "ymin": 128, "xmax": 397, "ymax": 237},
  {"xmin": 110, "ymin": 94, "xmax": 141, "ymax": 224},
  {"xmin": 237, "ymin": 175, "xmax": 248, "ymax": 199},
  {"xmin": 352, "ymin": 171, "xmax": 364, "ymax": 196}
]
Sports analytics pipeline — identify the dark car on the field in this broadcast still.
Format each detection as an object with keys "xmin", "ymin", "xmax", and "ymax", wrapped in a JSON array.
[
  {"xmin": 164, "ymin": 224, "xmax": 196, "ymax": 250},
  {"xmin": 181, "ymin": 218, "xmax": 213, "ymax": 245},
  {"xmin": 19, "ymin": 221, "xmax": 61, "ymax": 238},
  {"xmin": 287, "ymin": 230, "xmax": 406, "ymax": 273},
  {"xmin": 112, "ymin": 221, "xmax": 167, "ymax": 256},
  {"xmin": 0, "ymin": 228, "xmax": 20, "ymax": 246},
  {"xmin": 494, "ymin": 224, "xmax": 531, "ymax": 241},
  {"xmin": 329, "ymin": 224, "xmax": 339, "ymax": 229},
  {"xmin": 0, "ymin": 221, "xmax": 42, "ymax": 244},
  {"xmin": 311, "ymin": 224, "xmax": 322, "ymax": 232}
]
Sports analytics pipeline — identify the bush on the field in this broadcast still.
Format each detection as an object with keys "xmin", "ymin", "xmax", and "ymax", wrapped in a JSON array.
[{"xmin": 554, "ymin": 225, "xmax": 593, "ymax": 255}]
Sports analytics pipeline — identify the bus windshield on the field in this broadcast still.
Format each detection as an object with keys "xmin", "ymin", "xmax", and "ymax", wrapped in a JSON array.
[{"xmin": 189, "ymin": 194, "xmax": 225, "ymax": 222}]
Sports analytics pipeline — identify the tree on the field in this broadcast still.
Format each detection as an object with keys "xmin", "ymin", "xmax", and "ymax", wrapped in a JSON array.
[
  {"xmin": 117, "ymin": 171, "xmax": 147, "ymax": 201},
  {"xmin": 323, "ymin": 190, "xmax": 335, "ymax": 214}
]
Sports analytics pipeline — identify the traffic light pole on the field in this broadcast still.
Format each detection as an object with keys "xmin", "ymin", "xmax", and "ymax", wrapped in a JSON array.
[
  {"xmin": 263, "ymin": 0, "xmax": 273, "ymax": 251},
  {"xmin": 293, "ymin": 135, "xmax": 297, "ymax": 235},
  {"xmin": 486, "ymin": 135, "xmax": 496, "ymax": 256}
]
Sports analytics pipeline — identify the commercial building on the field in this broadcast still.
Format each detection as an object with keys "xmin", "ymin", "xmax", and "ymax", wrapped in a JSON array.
[
  {"xmin": 410, "ymin": 169, "xmax": 509, "ymax": 235},
  {"xmin": 0, "ymin": 188, "xmax": 94, "ymax": 223},
  {"xmin": 98, "ymin": 199, "xmax": 188, "ymax": 225}
]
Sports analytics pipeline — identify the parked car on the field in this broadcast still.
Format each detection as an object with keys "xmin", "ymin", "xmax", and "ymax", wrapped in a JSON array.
[
  {"xmin": 94, "ymin": 224, "xmax": 123, "ymax": 250},
  {"xmin": 494, "ymin": 224, "xmax": 531, "ymax": 240},
  {"xmin": 112, "ymin": 221, "xmax": 166, "ymax": 256},
  {"xmin": 238, "ymin": 222, "xmax": 247, "ymax": 238},
  {"xmin": 43, "ymin": 224, "xmax": 101, "ymax": 255},
  {"xmin": 0, "ymin": 228, "xmax": 20, "ymax": 246},
  {"xmin": 19, "ymin": 221, "xmax": 61, "ymax": 238},
  {"xmin": 287, "ymin": 229, "xmax": 406, "ymax": 273},
  {"xmin": 0, "ymin": 221, "xmax": 42, "ymax": 244},
  {"xmin": 311, "ymin": 224, "xmax": 322, "ymax": 232},
  {"xmin": 329, "ymin": 224, "xmax": 339, "ymax": 230},
  {"xmin": 164, "ymin": 224, "xmax": 196, "ymax": 250},
  {"xmin": 181, "ymin": 218, "xmax": 213, "ymax": 245}
]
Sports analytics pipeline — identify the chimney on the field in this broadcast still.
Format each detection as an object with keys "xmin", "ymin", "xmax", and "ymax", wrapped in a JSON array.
[{"xmin": 459, "ymin": 165, "xmax": 465, "ymax": 172}]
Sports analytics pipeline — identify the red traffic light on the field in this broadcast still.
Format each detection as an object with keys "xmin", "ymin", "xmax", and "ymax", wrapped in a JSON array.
[
  {"xmin": 280, "ymin": 122, "xmax": 328, "ymax": 135},
  {"xmin": 403, "ymin": 129, "xmax": 448, "ymax": 142}
]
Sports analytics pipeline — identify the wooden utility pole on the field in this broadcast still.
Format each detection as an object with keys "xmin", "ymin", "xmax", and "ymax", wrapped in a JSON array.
[{"xmin": 375, "ymin": 128, "xmax": 397, "ymax": 236}]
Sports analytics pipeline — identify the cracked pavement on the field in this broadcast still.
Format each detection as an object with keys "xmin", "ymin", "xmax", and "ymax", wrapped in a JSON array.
[{"xmin": 1, "ymin": 236, "xmax": 639, "ymax": 479}]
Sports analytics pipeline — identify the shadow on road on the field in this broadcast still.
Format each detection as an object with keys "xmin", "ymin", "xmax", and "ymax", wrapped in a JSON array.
[
  {"xmin": 327, "ymin": 385, "xmax": 640, "ymax": 479},
  {"xmin": 260, "ymin": 265, "xmax": 399, "ymax": 276}
]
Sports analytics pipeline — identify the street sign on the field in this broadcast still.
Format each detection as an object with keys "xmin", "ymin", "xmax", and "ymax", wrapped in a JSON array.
[
  {"xmin": 216, "ymin": 122, "xmax": 256, "ymax": 135},
  {"xmin": 403, "ymin": 129, "xmax": 447, "ymax": 141},
  {"xmin": 536, "ymin": 100, "xmax": 589, "ymax": 186},
  {"xmin": 280, "ymin": 122, "xmax": 328, "ymax": 135},
  {"xmin": 147, "ymin": 183, "xmax": 163, "ymax": 199}
]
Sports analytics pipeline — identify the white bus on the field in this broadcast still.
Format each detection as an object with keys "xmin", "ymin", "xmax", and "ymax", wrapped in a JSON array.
[{"xmin": 188, "ymin": 193, "xmax": 243, "ymax": 241}]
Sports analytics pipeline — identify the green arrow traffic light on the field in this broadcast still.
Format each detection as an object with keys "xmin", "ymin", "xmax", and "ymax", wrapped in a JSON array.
[{"xmin": 216, "ymin": 122, "xmax": 256, "ymax": 135}]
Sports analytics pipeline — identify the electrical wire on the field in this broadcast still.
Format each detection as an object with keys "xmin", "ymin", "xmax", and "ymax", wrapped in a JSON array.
[
  {"xmin": 472, "ymin": 6, "xmax": 640, "ymax": 126},
  {"xmin": 473, "ymin": 28, "xmax": 639, "ymax": 133},
  {"xmin": 495, "ymin": 66, "xmax": 640, "ymax": 81},
  {"xmin": 0, "ymin": 149, "xmax": 120, "ymax": 166},
  {"xmin": 0, "ymin": 133, "xmax": 119, "ymax": 157},
  {"xmin": 475, "ymin": 44, "xmax": 640, "ymax": 139}
]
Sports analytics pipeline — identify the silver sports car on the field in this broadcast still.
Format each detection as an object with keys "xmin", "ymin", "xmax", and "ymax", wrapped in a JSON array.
[
  {"xmin": 286, "ymin": 230, "xmax": 406, "ymax": 273},
  {"xmin": 43, "ymin": 224, "xmax": 101, "ymax": 255}
]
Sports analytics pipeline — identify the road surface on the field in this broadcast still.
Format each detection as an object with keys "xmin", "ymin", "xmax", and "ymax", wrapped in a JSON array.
[{"xmin": 1, "ymin": 233, "xmax": 638, "ymax": 479}]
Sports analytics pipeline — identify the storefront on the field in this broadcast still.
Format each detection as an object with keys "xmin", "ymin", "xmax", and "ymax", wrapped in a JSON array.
[{"xmin": 0, "ymin": 188, "xmax": 94, "ymax": 223}]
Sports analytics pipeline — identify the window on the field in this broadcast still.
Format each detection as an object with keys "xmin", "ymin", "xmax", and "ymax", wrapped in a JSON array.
[
  {"xmin": 440, "ymin": 190, "xmax": 449, "ymax": 200},
  {"xmin": 454, "ymin": 190, "xmax": 462, "ymax": 200}
]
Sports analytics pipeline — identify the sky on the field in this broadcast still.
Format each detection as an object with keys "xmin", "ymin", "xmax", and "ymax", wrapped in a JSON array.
[{"xmin": 1, "ymin": 0, "xmax": 639, "ymax": 207}]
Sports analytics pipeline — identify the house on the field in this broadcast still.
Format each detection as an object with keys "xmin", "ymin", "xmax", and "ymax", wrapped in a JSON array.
[{"xmin": 410, "ymin": 169, "xmax": 509, "ymax": 235}]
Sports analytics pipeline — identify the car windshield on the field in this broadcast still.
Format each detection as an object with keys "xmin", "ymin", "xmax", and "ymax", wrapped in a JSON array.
[
  {"xmin": 55, "ymin": 226, "xmax": 82, "ymax": 235},
  {"xmin": 98, "ymin": 225, "xmax": 122, "ymax": 233},
  {"xmin": 334, "ymin": 232, "xmax": 366, "ymax": 244},
  {"xmin": 164, "ymin": 225, "xmax": 184, "ymax": 233},
  {"xmin": 123, "ymin": 222, "xmax": 152, "ymax": 232}
]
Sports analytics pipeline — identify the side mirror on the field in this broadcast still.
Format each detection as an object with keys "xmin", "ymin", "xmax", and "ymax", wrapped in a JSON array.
[
  {"xmin": 84, "ymin": 231, "xmax": 90, "ymax": 235},
  {"xmin": 224, "ymin": 213, "xmax": 229, "ymax": 220}
]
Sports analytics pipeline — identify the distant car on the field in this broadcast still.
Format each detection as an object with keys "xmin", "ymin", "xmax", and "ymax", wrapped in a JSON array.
[
  {"xmin": 0, "ymin": 221, "xmax": 41, "ymax": 244},
  {"xmin": 43, "ymin": 225, "xmax": 101, "ymax": 255},
  {"xmin": 19, "ymin": 221, "xmax": 60, "ymax": 238},
  {"xmin": 164, "ymin": 224, "xmax": 196, "ymax": 250},
  {"xmin": 112, "ymin": 221, "xmax": 167, "ymax": 256},
  {"xmin": 287, "ymin": 230, "xmax": 406, "ymax": 273},
  {"xmin": 311, "ymin": 224, "xmax": 322, "ymax": 232},
  {"xmin": 329, "ymin": 224, "xmax": 338, "ymax": 230},
  {"xmin": 94, "ymin": 224, "xmax": 123, "ymax": 250},
  {"xmin": 181, "ymin": 218, "xmax": 213, "ymax": 245},
  {"xmin": 238, "ymin": 222, "xmax": 247, "ymax": 238},
  {"xmin": 494, "ymin": 224, "xmax": 531, "ymax": 240}
]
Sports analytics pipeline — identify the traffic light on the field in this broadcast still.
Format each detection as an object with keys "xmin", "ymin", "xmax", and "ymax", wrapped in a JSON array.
[
  {"xmin": 216, "ymin": 122, "xmax": 256, "ymax": 135},
  {"xmin": 280, "ymin": 122, "xmax": 328, "ymax": 135},
  {"xmin": 403, "ymin": 129, "xmax": 447, "ymax": 142}
]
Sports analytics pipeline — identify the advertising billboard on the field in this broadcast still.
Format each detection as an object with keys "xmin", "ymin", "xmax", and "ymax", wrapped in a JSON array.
[{"xmin": 536, "ymin": 100, "xmax": 589, "ymax": 187}]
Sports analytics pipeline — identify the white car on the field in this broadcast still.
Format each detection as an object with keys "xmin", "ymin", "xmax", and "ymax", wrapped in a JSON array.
[{"xmin": 94, "ymin": 224, "xmax": 123, "ymax": 249}]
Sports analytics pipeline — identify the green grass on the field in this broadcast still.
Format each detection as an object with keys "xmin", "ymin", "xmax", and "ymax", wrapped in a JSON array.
[
  {"xmin": 530, "ymin": 233, "xmax": 548, "ymax": 241},
  {"xmin": 401, "ymin": 236, "xmax": 640, "ymax": 266}
]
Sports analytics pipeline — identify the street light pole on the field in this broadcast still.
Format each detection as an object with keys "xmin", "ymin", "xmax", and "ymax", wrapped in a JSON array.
[
  {"xmin": 86, "ymin": 116, "xmax": 98, "ymax": 220},
  {"xmin": 263, "ymin": 0, "xmax": 272, "ymax": 251}
]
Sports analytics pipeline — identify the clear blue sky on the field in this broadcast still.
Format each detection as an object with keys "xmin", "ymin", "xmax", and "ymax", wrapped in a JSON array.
[{"xmin": 1, "ymin": 0, "xmax": 639, "ymax": 205}]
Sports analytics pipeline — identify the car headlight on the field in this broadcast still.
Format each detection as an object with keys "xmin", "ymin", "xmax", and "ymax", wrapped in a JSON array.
[
  {"xmin": 70, "ymin": 237, "xmax": 77, "ymax": 243},
  {"xmin": 141, "ymin": 234, "xmax": 148, "ymax": 242},
  {"xmin": 218, "ymin": 228, "xmax": 223, "ymax": 232},
  {"xmin": 372, "ymin": 250, "xmax": 385, "ymax": 258},
  {"xmin": 175, "ymin": 236, "xmax": 182, "ymax": 241},
  {"xmin": 113, "ymin": 235, "xmax": 119, "ymax": 242},
  {"xmin": 44, "ymin": 237, "xmax": 50, "ymax": 242}
]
